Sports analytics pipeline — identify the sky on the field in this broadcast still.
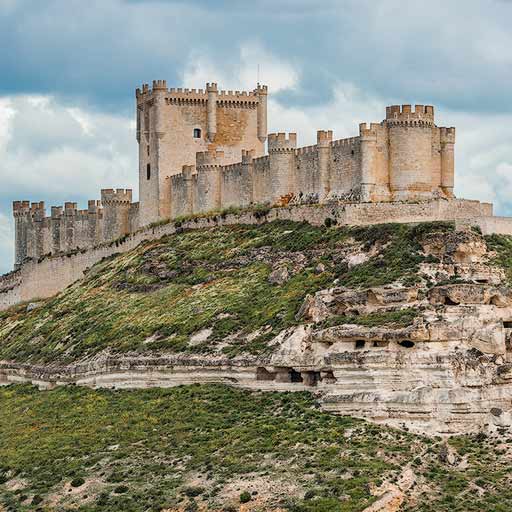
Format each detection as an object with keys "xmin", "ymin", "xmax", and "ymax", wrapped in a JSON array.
[{"xmin": 1, "ymin": 0, "xmax": 512, "ymax": 273}]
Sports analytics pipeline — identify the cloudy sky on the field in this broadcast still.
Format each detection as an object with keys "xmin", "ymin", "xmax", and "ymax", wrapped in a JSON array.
[{"xmin": 1, "ymin": 0, "xmax": 512, "ymax": 273}]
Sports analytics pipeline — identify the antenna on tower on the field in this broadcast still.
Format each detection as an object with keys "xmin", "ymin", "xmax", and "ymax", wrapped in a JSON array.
[{"xmin": 257, "ymin": 63, "xmax": 260, "ymax": 85}]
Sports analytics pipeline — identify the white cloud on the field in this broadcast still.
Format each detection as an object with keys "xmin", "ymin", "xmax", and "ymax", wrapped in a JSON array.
[
  {"xmin": 183, "ymin": 42, "xmax": 299, "ymax": 93},
  {"xmin": 0, "ymin": 95, "xmax": 137, "ymax": 200}
]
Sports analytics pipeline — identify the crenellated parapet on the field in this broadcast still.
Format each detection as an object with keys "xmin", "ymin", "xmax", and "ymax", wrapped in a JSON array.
[
  {"xmin": 136, "ymin": 80, "xmax": 262, "ymax": 107},
  {"xmin": 196, "ymin": 145, "xmax": 226, "ymax": 168},
  {"xmin": 385, "ymin": 104, "xmax": 435, "ymax": 127},
  {"xmin": 268, "ymin": 132, "xmax": 297, "ymax": 152},
  {"xmin": 101, "ymin": 189, "xmax": 133, "ymax": 241},
  {"xmin": 101, "ymin": 188, "xmax": 133, "ymax": 204},
  {"xmin": 440, "ymin": 127, "xmax": 456, "ymax": 144}
]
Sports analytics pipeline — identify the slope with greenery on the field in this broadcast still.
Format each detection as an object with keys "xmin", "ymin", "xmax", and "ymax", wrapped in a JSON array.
[
  {"xmin": 1, "ymin": 384, "xmax": 512, "ymax": 512},
  {"xmin": 0, "ymin": 220, "xmax": 453, "ymax": 363}
]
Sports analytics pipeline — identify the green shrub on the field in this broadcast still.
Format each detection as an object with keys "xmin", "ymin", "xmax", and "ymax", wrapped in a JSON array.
[
  {"xmin": 70, "ymin": 477, "xmax": 85, "ymax": 487},
  {"xmin": 239, "ymin": 491, "xmax": 251, "ymax": 503}
]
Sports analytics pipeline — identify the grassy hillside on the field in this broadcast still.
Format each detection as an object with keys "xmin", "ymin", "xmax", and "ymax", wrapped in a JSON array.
[
  {"xmin": 1, "ymin": 384, "xmax": 511, "ymax": 512},
  {"xmin": 0, "ymin": 220, "xmax": 452, "ymax": 363}
]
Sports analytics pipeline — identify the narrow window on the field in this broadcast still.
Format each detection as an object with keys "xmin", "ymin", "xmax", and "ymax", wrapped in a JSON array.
[
  {"xmin": 146, "ymin": 163, "xmax": 151, "ymax": 180},
  {"xmin": 147, "ymin": 145, "xmax": 150, "ymax": 156},
  {"xmin": 193, "ymin": 128, "xmax": 201, "ymax": 139}
]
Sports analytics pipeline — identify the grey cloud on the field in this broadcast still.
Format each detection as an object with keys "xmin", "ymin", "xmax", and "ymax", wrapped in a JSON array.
[{"xmin": 2, "ymin": 0, "xmax": 512, "ymax": 114}]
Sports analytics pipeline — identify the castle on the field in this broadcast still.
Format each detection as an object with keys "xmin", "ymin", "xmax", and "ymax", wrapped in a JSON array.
[
  {"xmin": 5, "ymin": 79, "xmax": 511, "ymax": 310},
  {"xmin": 11, "ymin": 80, "xmax": 458, "ymax": 268}
]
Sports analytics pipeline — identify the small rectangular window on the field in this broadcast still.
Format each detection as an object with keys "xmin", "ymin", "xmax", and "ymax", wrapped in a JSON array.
[
  {"xmin": 146, "ymin": 163, "xmax": 151, "ymax": 180},
  {"xmin": 193, "ymin": 128, "xmax": 201, "ymax": 139}
]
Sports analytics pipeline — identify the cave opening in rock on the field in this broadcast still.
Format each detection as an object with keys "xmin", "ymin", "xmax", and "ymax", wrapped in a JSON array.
[
  {"xmin": 444, "ymin": 296, "xmax": 459, "ymax": 305},
  {"xmin": 398, "ymin": 340, "xmax": 415, "ymax": 348},
  {"xmin": 503, "ymin": 321, "xmax": 512, "ymax": 329},
  {"xmin": 290, "ymin": 369, "xmax": 303, "ymax": 383},
  {"xmin": 355, "ymin": 340, "xmax": 366, "ymax": 349}
]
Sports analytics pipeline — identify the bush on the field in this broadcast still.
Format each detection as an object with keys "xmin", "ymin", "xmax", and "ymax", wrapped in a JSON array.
[
  {"xmin": 70, "ymin": 477, "xmax": 85, "ymax": 487},
  {"xmin": 114, "ymin": 485, "xmax": 129, "ymax": 494},
  {"xmin": 240, "ymin": 491, "xmax": 252, "ymax": 503},
  {"xmin": 183, "ymin": 486, "xmax": 205, "ymax": 497}
]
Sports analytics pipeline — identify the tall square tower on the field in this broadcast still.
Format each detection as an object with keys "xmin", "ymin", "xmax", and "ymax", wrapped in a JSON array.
[{"xmin": 136, "ymin": 80, "xmax": 268, "ymax": 226}]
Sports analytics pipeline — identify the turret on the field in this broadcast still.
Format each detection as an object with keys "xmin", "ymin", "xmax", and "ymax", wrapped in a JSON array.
[
  {"xmin": 359, "ymin": 123, "xmax": 381, "ymax": 202},
  {"xmin": 268, "ymin": 132, "xmax": 297, "ymax": 204},
  {"xmin": 440, "ymin": 127, "xmax": 456, "ymax": 197},
  {"xmin": 196, "ymin": 145, "xmax": 224, "ymax": 213},
  {"xmin": 385, "ymin": 104, "xmax": 435, "ymax": 200},
  {"xmin": 206, "ymin": 82, "xmax": 218, "ymax": 143},
  {"xmin": 87, "ymin": 200, "xmax": 102, "ymax": 245},
  {"xmin": 50, "ymin": 206, "xmax": 63, "ymax": 253},
  {"xmin": 182, "ymin": 165, "xmax": 195, "ymax": 216},
  {"xmin": 12, "ymin": 200, "xmax": 30, "ymax": 268},
  {"xmin": 152, "ymin": 80, "xmax": 167, "ymax": 140},
  {"xmin": 63, "ymin": 202, "xmax": 78, "ymax": 252},
  {"xmin": 240, "ymin": 149, "xmax": 256, "ymax": 206},
  {"xmin": 256, "ymin": 84, "xmax": 268, "ymax": 143},
  {"xmin": 30, "ymin": 202, "xmax": 46, "ymax": 259},
  {"xmin": 317, "ymin": 130, "xmax": 333, "ymax": 201},
  {"xmin": 101, "ymin": 189, "xmax": 132, "ymax": 241}
]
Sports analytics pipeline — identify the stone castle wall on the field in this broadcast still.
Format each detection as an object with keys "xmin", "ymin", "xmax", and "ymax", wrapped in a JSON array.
[
  {"xmin": 166, "ymin": 103, "xmax": 455, "ymax": 218},
  {"xmin": 12, "ymin": 191, "xmax": 138, "ymax": 269},
  {"xmin": 0, "ymin": 198, "xmax": 495, "ymax": 311}
]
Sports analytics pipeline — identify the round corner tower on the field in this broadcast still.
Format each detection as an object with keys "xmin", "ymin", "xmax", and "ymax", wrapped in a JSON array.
[{"xmin": 385, "ymin": 104, "xmax": 435, "ymax": 200}]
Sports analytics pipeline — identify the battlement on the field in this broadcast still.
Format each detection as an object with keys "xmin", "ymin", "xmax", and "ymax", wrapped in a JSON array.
[
  {"xmin": 152, "ymin": 79, "xmax": 167, "ymax": 91},
  {"xmin": 317, "ymin": 130, "xmax": 333, "ymax": 145},
  {"xmin": 242, "ymin": 149, "xmax": 255, "ymax": 164},
  {"xmin": 137, "ymin": 80, "xmax": 264, "ymax": 106},
  {"xmin": 51, "ymin": 206, "xmax": 63, "ymax": 219},
  {"xmin": 13, "ymin": 201, "xmax": 30, "ymax": 216},
  {"xmin": 295, "ymin": 144, "xmax": 318, "ymax": 156},
  {"xmin": 385, "ymin": 104, "xmax": 434, "ymax": 126},
  {"xmin": 64, "ymin": 202, "xmax": 78, "ymax": 215},
  {"xmin": 88, "ymin": 200, "xmax": 101, "ymax": 213},
  {"xmin": 196, "ymin": 145, "xmax": 225, "ymax": 167},
  {"xmin": 101, "ymin": 189, "xmax": 133, "ymax": 204},
  {"xmin": 440, "ymin": 127, "xmax": 456, "ymax": 144},
  {"xmin": 268, "ymin": 132, "xmax": 297, "ymax": 152},
  {"xmin": 331, "ymin": 136, "xmax": 360, "ymax": 147},
  {"xmin": 255, "ymin": 84, "xmax": 268, "ymax": 95}
]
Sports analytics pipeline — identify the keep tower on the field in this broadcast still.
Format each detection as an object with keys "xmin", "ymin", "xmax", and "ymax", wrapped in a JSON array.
[{"xmin": 136, "ymin": 80, "xmax": 268, "ymax": 226}]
